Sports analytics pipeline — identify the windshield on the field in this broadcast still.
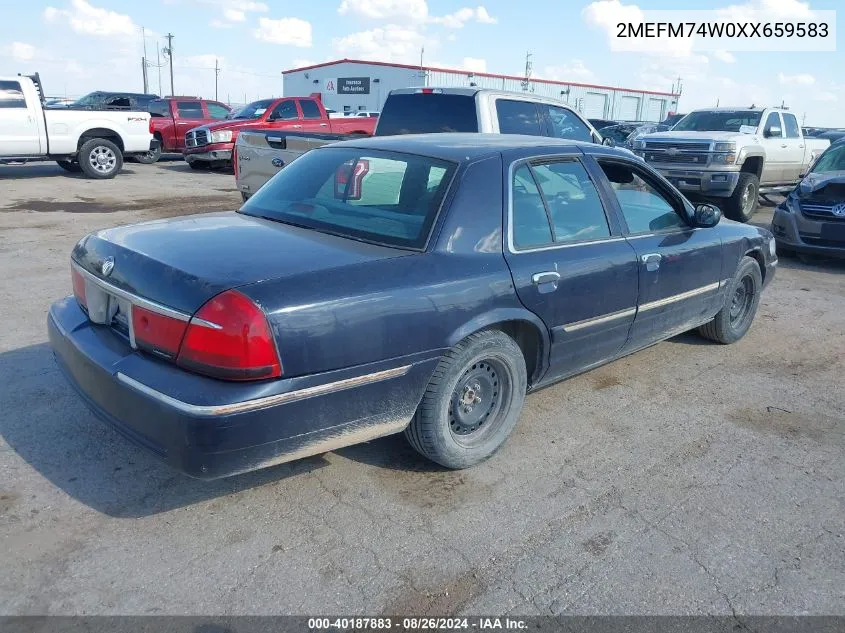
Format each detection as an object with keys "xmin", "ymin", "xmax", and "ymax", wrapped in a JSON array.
[
  {"xmin": 376, "ymin": 93, "xmax": 479, "ymax": 136},
  {"xmin": 673, "ymin": 110, "xmax": 762, "ymax": 132},
  {"xmin": 811, "ymin": 143, "xmax": 845, "ymax": 173},
  {"xmin": 232, "ymin": 99, "xmax": 275, "ymax": 119},
  {"xmin": 240, "ymin": 147, "xmax": 457, "ymax": 249}
]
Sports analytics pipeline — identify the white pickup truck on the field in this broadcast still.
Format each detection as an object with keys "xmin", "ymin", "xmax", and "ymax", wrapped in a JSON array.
[
  {"xmin": 633, "ymin": 107, "xmax": 829, "ymax": 222},
  {"xmin": 0, "ymin": 74, "xmax": 156, "ymax": 179}
]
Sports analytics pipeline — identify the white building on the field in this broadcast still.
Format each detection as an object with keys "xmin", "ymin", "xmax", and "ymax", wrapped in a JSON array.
[{"xmin": 282, "ymin": 58, "xmax": 680, "ymax": 122}]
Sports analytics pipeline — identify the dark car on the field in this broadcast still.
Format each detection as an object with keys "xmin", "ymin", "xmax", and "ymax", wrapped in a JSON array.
[
  {"xmin": 660, "ymin": 113, "xmax": 686, "ymax": 127},
  {"xmin": 771, "ymin": 138, "xmax": 845, "ymax": 258},
  {"xmin": 588, "ymin": 118, "xmax": 618, "ymax": 131},
  {"xmin": 48, "ymin": 134, "xmax": 777, "ymax": 479},
  {"xmin": 62, "ymin": 91, "xmax": 160, "ymax": 111}
]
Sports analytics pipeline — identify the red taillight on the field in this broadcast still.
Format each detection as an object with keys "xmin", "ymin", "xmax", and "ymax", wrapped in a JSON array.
[
  {"xmin": 148, "ymin": 118, "xmax": 154, "ymax": 134},
  {"xmin": 71, "ymin": 266, "xmax": 87, "ymax": 308},
  {"xmin": 176, "ymin": 290, "xmax": 281, "ymax": 381},
  {"xmin": 132, "ymin": 306, "xmax": 188, "ymax": 359}
]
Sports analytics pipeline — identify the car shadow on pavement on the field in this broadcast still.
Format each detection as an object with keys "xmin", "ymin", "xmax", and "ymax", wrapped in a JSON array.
[
  {"xmin": 777, "ymin": 254, "xmax": 845, "ymax": 274},
  {"xmin": 0, "ymin": 342, "xmax": 328, "ymax": 518},
  {"xmin": 0, "ymin": 165, "xmax": 138, "ymax": 180}
]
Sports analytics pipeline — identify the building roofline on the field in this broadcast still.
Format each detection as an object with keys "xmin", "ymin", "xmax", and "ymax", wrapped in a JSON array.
[{"xmin": 282, "ymin": 58, "xmax": 680, "ymax": 98}]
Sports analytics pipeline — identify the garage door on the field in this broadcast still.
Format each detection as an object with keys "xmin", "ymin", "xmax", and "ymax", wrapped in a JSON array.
[
  {"xmin": 618, "ymin": 96, "xmax": 640, "ymax": 121},
  {"xmin": 645, "ymin": 98, "xmax": 664, "ymax": 122},
  {"xmin": 582, "ymin": 93, "xmax": 608, "ymax": 118}
]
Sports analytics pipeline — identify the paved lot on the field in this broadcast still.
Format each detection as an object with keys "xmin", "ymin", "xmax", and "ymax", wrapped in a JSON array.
[{"xmin": 0, "ymin": 162, "xmax": 843, "ymax": 616}]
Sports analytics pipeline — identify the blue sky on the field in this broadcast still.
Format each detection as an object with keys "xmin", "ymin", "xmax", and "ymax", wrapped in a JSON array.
[{"xmin": 0, "ymin": 0, "xmax": 842, "ymax": 124}]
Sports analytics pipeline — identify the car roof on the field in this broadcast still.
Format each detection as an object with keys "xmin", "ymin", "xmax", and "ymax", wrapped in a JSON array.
[{"xmin": 326, "ymin": 133, "xmax": 632, "ymax": 162}]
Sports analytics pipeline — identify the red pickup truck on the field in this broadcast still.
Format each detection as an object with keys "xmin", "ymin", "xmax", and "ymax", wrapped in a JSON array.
[
  {"xmin": 138, "ymin": 97, "xmax": 231, "ymax": 164},
  {"xmin": 183, "ymin": 95, "xmax": 375, "ymax": 169}
]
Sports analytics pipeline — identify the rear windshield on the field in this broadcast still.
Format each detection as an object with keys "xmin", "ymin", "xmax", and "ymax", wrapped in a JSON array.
[
  {"xmin": 376, "ymin": 93, "xmax": 479, "ymax": 136},
  {"xmin": 240, "ymin": 147, "xmax": 457, "ymax": 249}
]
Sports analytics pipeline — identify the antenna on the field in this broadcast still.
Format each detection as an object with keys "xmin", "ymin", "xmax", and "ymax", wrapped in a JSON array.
[
  {"xmin": 521, "ymin": 51, "xmax": 533, "ymax": 92},
  {"xmin": 215, "ymin": 59, "xmax": 221, "ymax": 101}
]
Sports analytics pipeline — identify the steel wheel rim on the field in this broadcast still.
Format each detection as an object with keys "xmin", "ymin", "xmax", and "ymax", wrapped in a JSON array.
[
  {"xmin": 741, "ymin": 183, "xmax": 755, "ymax": 216},
  {"xmin": 89, "ymin": 146, "xmax": 117, "ymax": 173},
  {"xmin": 448, "ymin": 357, "xmax": 511, "ymax": 447},
  {"xmin": 729, "ymin": 275, "xmax": 755, "ymax": 328}
]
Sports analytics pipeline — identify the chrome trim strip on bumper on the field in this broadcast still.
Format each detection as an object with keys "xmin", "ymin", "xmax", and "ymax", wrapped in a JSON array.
[
  {"xmin": 563, "ymin": 307, "xmax": 636, "ymax": 332},
  {"xmin": 639, "ymin": 281, "xmax": 720, "ymax": 312},
  {"xmin": 72, "ymin": 261, "xmax": 191, "ymax": 322},
  {"xmin": 116, "ymin": 364, "xmax": 413, "ymax": 417}
]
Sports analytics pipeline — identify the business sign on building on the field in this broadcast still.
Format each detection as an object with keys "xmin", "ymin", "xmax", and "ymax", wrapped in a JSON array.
[
  {"xmin": 324, "ymin": 79, "xmax": 336, "ymax": 93},
  {"xmin": 338, "ymin": 77, "xmax": 370, "ymax": 94}
]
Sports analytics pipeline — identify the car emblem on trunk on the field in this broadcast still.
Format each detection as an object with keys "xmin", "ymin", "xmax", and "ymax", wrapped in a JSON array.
[
  {"xmin": 101, "ymin": 257, "xmax": 115, "ymax": 277},
  {"xmin": 832, "ymin": 203, "xmax": 845, "ymax": 217}
]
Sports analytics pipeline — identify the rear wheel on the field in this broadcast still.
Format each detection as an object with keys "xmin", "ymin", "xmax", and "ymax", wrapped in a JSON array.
[
  {"xmin": 724, "ymin": 172, "xmax": 759, "ymax": 222},
  {"xmin": 698, "ymin": 256, "xmax": 762, "ymax": 344},
  {"xmin": 188, "ymin": 161, "xmax": 209, "ymax": 171},
  {"xmin": 78, "ymin": 138, "xmax": 123, "ymax": 179},
  {"xmin": 56, "ymin": 160, "xmax": 82, "ymax": 173},
  {"xmin": 133, "ymin": 143, "xmax": 161, "ymax": 164},
  {"xmin": 405, "ymin": 329, "xmax": 527, "ymax": 469}
]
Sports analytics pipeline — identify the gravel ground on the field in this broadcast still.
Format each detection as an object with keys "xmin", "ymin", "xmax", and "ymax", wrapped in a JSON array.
[{"xmin": 0, "ymin": 161, "xmax": 843, "ymax": 616}]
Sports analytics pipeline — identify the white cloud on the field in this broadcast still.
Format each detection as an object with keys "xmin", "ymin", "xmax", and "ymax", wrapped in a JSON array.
[
  {"xmin": 462, "ymin": 57, "xmax": 487, "ymax": 73},
  {"xmin": 338, "ymin": 0, "xmax": 429, "ymax": 23},
  {"xmin": 210, "ymin": 19, "xmax": 234, "ymax": 28},
  {"xmin": 813, "ymin": 91, "xmax": 837, "ymax": 102},
  {"xmin": 254, "ymin": 17, "xmax": 312, "ymax": 47},
  {"xmin": 4, "ymin": 42, "xmax": 37, "ymax": 62},
  {"xmin": 333, "ymin": 24, "xmax": 429, "ymax": 62},
  {"xmin": 223, "ymin": 8, "xmax": 246, "ymax": 21},
  {"xmin": 430, "ymin": 6, "xmax": 497, "ymax": 28},
  {"xmin": 778, "ymin": 72, "xmax": 815, "ymax": 85},
  {"xmin": 712, "ymin": 50, "xmax": 736, "ymax": 63},
  {"xmin": 541, "ymin": 60, "xmax": 595, "ymax": 82},
  {"xmin": 43, "ymin": 0, "xmax": 136, "ymax": 37},
  {"xmin": 716, "ymin": 0, "xmax": 813, "ymax": 22}
]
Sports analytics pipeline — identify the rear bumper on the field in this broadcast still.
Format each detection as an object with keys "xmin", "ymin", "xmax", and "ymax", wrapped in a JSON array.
[
  {"xmin": 184, "ymin": 143, "xmax": 233, "ymax": 163},
  {"xmin": 652, "ymin": 167, "xmax": 739, "ymax": 197},
  {"xmin": 124, "ymin": 138, "xmax": 161, "ymax": 157},
  {"xmin": 771, "ymin": 207, "xmax": 845, "ymax": 259},
  {"xmin": 48, "ymin": 297, "xmax": 437, "ymax": 479}
]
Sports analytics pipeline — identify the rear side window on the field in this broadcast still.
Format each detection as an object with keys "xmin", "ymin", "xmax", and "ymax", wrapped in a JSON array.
[
  {"xmin": 148, "ymin": 100, "xmax": 169, "ymax": 117},
  {"xmin": 207, "ymin": 103, "xmax": 230, "ymax": 119},
  {"xmin": 496, "ymin": 100, "xmax": 541, "ymax": 135},
  {"xmin": 511, "ymin": 165, "xmax": 553, "ymax": 249},
  {"xmin": 0, "ymin": 81, "xmax": 26, "ymax": 108},
  {"xmin": 376, "ymin": 93, "xmax": 479, "ymax": 136},
  {"xmin": 241, "ymin": 148, "xmax": 456, "ymax": 249},
  {"xmin": 299, "ymin": 99, "xmax": 322, "ymax": 119},
  {"xmin": 783, "ymin": 113, "xmax": 800, "ymax": 138},
  {"xmin": 531, "ymin": 161, "xmax": 609, "ymax": 242},
  {"xmin": 540, "ymin": 104, "xmax": 593, "ymax": 143},
  {"xmin": 176, "ymin": 101, "xmax": 204, "ymax": 119}
]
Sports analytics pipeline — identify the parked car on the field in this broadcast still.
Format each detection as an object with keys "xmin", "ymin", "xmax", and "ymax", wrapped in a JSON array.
[
  {"xmin": 345, "ymin": 111, "xmax": 380, "ymax": 118},
  {"xmin": 660, "ymin": 113, "xmax": 687, "ymax": 127},
  {"xmin": 140, "ymin": 97, "xmax": 231, "ymax": 163},
  {"xmin": 183, "ymin": 95, "xmax": 375, "ymax": 169},
  {"xmin": 771, "ymin": 138, "xmax": 845, "ymax": 259},
  {"xmin": 633, "ymin": 107, "xmax": 829, "ymax": 222},
  {"xmin": 234, "ymin": 87, "xmax": 608, "ymax": 200},
  {"xmin": 60, "ymin": 90, "xmax": 160, "ymax": 111},
  {"xmin": 816, "ymin": 129, "xmax": 845, "ymax": 144},
  {"xmin": 588, "ymin": 118, "xmax": 618, "ymax": 131},
  {"xmin": 49, "ymin": 133, "xmax": 776, "ymax": 478},
  {"xmin": 44, "ymin": 97, "xmax": 76, "ymax": 107},
  {"xmin": 0, "ymin": 74, "xmax": 156, "ymax": 179}
]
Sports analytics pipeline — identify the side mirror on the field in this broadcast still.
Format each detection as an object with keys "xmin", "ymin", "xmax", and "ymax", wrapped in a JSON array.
[
  {"xmin": 694, "ymin": 203, "xmax": 721, "ymax": 227},
  {"xmin": 602, "ymin": 136, "xmax": 616, "ymax": 147},
  {"xmin": 764, "ymin": 125, "xmax": 782, "ymax": 138}
]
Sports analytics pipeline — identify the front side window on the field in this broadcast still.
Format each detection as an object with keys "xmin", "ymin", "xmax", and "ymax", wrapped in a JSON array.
[
  {"xmin": 0, "ymin": 81, "xmax": 26, "ymax": 108},
  {"xmin": 540, "ymin": 105, "xmax": 593, "ymax": 143},
  {"xmin": 176, "ymin": 101, "xmax": 204, "ymax": 119},
  {"xmin": 298, "ymin": 99, "xmax": 322, "ymax": 119},
  {"xmin": 599, "ymin": 161, "xmax": 687, "ymax": 234},
  {"xmin": 105, "ymin": 96, "xmax": 130, "ymax": 108},
  {"xmin": 764, "ymin": 112, "xmax": 783, "ymax": 137},
  {"xmin": 240, "ymin": 148, "xmax": 455, "ymax": 249},
  {"xmin": 496, "ymin": 100, "xmax": 541, "ymax": 135},
  {"xmin": 271, "ymin": 100, "xmax": 298, "ymax": 120},
  {"xmin": 207, "ymin": 103, "xmax": 230, "ymax": 119},
  {"xmin": 783, "ymin": 113, "xmax": 800, "ymax": 139}
]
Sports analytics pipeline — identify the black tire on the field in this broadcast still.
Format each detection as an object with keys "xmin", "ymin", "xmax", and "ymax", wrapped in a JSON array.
[
  {"xmin": 241, "ymin": 192, "xmax": 250, "ymax": 203},
  {"xmin": 698, "ymin": 256, "xmax": 762, "ymax": 344},
  {"xmin": 405, "ymin": 329, "xmax": 528, "ymax": 469},
  {"xmin": 724, "ymin": 172, "xmax": 759, "ymax": 222},
  {"xmin": 133, "ymin": 142, "xmax": 161, "ymax": 164},
  {"xmin": 56, "ymin": 160, "xmax": 82, "ymax": 173},
  {"xmin": 188, "ymin": 161, "xmax": 209, "ymax": 171},
  {"xmin": 78, "ymin": 138, "xmax": 123, "ymax": 179}
]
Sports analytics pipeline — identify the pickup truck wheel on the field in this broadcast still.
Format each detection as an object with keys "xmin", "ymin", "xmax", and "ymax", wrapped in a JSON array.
[
  {"xmin": 78, "ymin": 138, "xmax": 123, "ymax": 179},
  {"xmin": 405, "ymin": 329, "xmax": 527, "ymax": 469},
  {"xmin": 698, "ymin": 256, "xmax": 762, "ymax": 344},
  {"xmin": 56, "ymin": 160, "xmax": 82, "ymax": 173},
  {"xmin": 134, "ymin": 144, "xmax": 161, "ymax": 164},
  {"xmin": 724, "ymin": 172, "xmax": 759, "ymax": 222},
  {"xmin": 188, "ymin": 161, "xmax": 209, "ymax": 171}
]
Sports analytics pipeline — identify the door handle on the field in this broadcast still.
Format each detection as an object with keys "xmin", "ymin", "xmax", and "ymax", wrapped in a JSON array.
[
  {"xmin": 532, "ymin": 271, "xmax": 560, "ymax": 285},
  {"xmin": 290, "ymin": 124, "xmax": 302, "ymax": 129},
  {"xmin": 780, "ymin": 144, "xmax": 787, "ymax": 148},
  {"xmin": 799, "ymin": 144, "xmax": 804, "ymax": 148},
  {"xmin": 641, "ymin": 253, "xmax": 661, "ymax": 272},
  {"xmin": 319, "ymin": 123, "xmax": 328, "ymax": 127}
]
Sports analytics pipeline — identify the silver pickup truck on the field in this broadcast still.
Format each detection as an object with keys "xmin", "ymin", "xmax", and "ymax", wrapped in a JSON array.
[
  {"xmin": 235, "ymin": 87, "xmax": 606, "ymax": 200},
  {"xmin": 633, "ymin": 107, "xmax": 829, "ymax": 222}
]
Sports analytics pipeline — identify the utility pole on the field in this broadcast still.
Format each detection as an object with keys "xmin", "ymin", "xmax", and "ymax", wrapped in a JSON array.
[
  {"xmin": 156, "ymin": 46, "xmax": 162, "ymax": 95},
  {"xmin": 163, "ymin": 33, "xmax": 175, "ymax": 96},
  {"xmin": 141, "ymin": 58, "xmax": 148, "ymax": 93},
  {"xmin": 214, "ymin": 58, "xmax": 220, "ymax": 100},
  {"xmin": 141, "ymin": 27, "xmax": 149, "ymax": 93},
  {"xmin": 521, "ymin": 51, "xmax": 533, "ymax": 92}
]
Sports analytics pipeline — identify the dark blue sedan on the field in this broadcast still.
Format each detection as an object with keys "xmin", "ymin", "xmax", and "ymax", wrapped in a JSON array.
[{"xmin": 49, "ymin": 134, "xmax": 777, "ymax": 478}]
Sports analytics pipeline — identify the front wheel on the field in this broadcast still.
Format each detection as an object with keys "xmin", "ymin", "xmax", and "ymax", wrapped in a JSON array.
[
  {"xmin": 405, "ymin": 329, "xmax": 527, "ymax": 469},
  {"xmin": 78, "ymin": 138, "xmax": 123, "ymax": 179},
  {"xmin": 698, "ymin": 256, "xmax": 762, "ymax": 344},
  {"xmin": 724, "ymin": 172, "xmax": 759, "ymax": 222}
]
